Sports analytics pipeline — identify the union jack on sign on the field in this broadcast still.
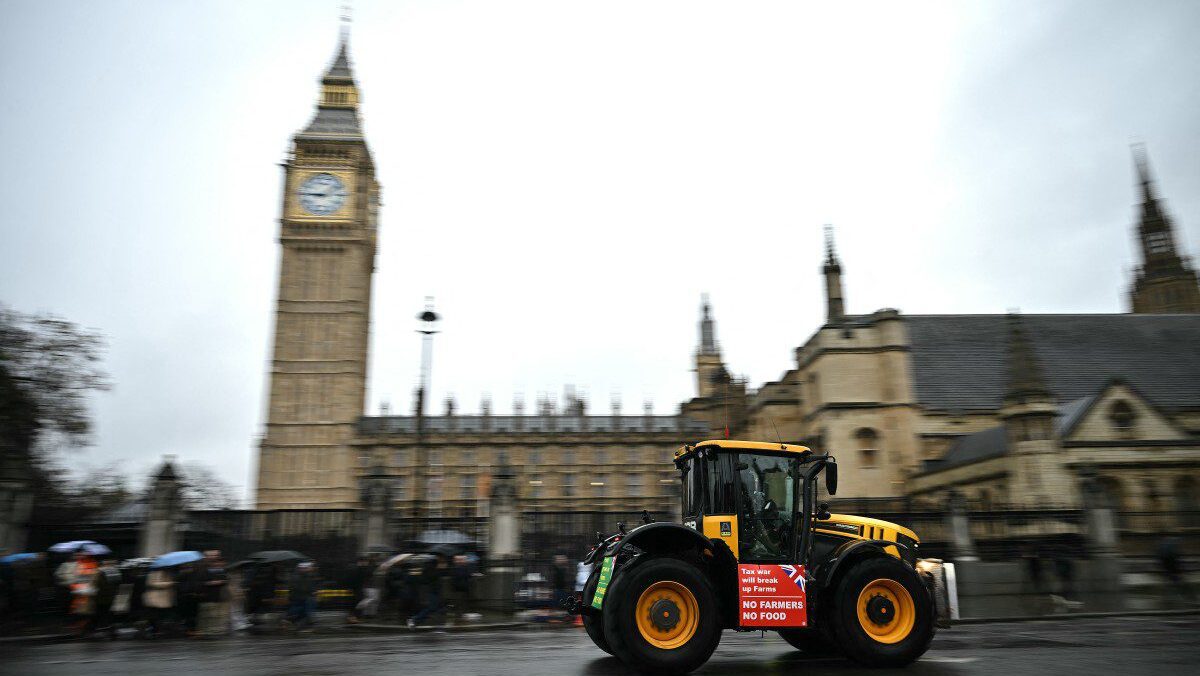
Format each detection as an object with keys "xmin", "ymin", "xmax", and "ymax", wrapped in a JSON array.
[{"xmin": 779, "ymin": 564, "xmax": 806, "ymax": 593}]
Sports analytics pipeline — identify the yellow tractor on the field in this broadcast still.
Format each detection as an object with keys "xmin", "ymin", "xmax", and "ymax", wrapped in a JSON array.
[{"xmin": 569, "ymin": 440, "xmax": 940, "ymax": 674}]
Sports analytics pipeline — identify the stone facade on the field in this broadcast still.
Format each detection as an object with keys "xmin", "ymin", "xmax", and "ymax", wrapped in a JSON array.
[{"xmin": 352, "ymin": 406, "xmax": 706, "ymax": 518}]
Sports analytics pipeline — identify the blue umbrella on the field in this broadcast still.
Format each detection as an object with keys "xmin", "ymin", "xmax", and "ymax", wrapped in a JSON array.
[
  {"xmin": 49, "ymin": 540, "xmax": 105, "ymax": 554},
  {"xmin": 151, "ymin": 550, "xmax": 203, "ymax": 569},
  {"xmin": 0, "ymin": 553, "xmax": 38, "ymax": 565},
  {"xmin": 80, "ymin": 543, "xmax": 112, "ymax": 556}
]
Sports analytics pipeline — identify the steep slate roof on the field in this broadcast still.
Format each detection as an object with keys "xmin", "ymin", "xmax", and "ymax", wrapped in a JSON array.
[
  {"xmin": 930, "ymin": 426, "xmax": 1008, "ymax": 471},
  {"xmin": 325, "ymin": 39, "xmax": 354, "ymax": 80},
  {"xmin": 923, "ymin": 395, "xmax": 1094, "ymax": 473},
  {"xmin": 299, "ymin": 107, "xmax": 362, "ymax": 137},
  {"xmin": 905, "ymin": 314, "xmax": 1200, "ymax": 413}
]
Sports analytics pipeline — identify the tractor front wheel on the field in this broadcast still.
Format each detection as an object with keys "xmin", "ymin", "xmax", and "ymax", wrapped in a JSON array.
[
  {"xmin": 828, "ymin": 556, "xmax": 934, "ymax": 667},
  {"xmin": 603, "ymin": 557, "xmax": 721, "ymax": 674}
]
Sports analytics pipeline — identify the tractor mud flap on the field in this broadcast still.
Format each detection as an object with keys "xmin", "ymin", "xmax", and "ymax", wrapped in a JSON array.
[{"xmin": 916, "ymin": 558, "xmax": 957, "ymax": 627}]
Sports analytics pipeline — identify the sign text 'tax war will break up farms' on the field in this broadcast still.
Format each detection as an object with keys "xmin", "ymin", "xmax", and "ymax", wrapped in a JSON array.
[{"xmin": 737, "ymin": 564, "xmax": 807, "ymax": 628}]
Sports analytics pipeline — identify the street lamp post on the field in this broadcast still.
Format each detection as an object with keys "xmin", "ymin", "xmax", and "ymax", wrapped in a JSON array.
[{"xmin": 411, "ymin": 298, "xmax": 440, "ymax": 533}]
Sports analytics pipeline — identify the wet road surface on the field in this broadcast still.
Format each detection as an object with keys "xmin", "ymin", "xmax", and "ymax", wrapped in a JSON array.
[{"xmin": 5, "ymin": 615, "xmax": 1198, "ymax": 675}]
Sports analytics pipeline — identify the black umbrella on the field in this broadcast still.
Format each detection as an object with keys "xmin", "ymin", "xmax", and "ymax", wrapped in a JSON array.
[{"xmin": 243, "ymin": 550, "xmax": 309, "ymax": 564}]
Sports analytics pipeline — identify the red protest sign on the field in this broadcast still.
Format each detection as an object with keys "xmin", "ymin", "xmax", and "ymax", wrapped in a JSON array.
[{"xmin": 737, "ymin": 563, "xmax": 807, "ymax": 628}]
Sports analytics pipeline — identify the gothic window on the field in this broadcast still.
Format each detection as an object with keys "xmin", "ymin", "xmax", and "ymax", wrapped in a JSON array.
[
  {"xmin": 855, "ymin": 428, "xmax": 880, "ymax": 468},
  {"xmin": 460, "ymin": 449, "xmax": 474, "ymax": 467},
  {"xmin": 1109, "ymin": 400, "xmax": 1136, "ymax": 436},
  {"xmin": 528, "ymin": 474, "xmax": 542, "ymax": 499},
  {"xmin": 528, "ymin": 449, "xmax": 541, "ymax": 467},
  {"xmin": 428, "ymin": 477, "xmax": 443, "ymax": 503},
  {"xmin": 562, "ymin": 473, "xmax": 576, "ymax": 497},
  {"xmin": 461, "ymin": 474, "xmax": 476, "ymax": 500},
  {"xmin": 428, "ymin": 448, "xmax": 442, "ymax": 466},
  {"xmin": 393, "ymin": 476, "xmax": 405, "ymax": 500},
  {"xmin": 561, "ymin": 448, "xmax": 575, "ymax": 466}
]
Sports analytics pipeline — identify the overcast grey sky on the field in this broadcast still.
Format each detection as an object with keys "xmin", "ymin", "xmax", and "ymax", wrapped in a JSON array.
[{"xmin": 2, "ymin": 1, "xmax": 1197, "ymax": 502}]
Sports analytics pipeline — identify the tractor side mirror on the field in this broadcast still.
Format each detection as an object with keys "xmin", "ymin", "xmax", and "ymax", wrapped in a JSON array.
[{"xmin": 825, "ymin": 460, "xmax": 838, "ymax": 495}]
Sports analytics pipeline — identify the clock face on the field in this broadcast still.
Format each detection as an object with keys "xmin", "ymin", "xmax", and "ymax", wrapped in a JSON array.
[{"xmin": 297, "ymin": 173, "xmax": 348, "ymax": 216}]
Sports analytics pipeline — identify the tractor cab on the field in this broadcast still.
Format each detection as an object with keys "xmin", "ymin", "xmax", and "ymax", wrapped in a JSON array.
[{"xmin": 675, "ymin": 441, "xmax": 832, "ymax": 565}]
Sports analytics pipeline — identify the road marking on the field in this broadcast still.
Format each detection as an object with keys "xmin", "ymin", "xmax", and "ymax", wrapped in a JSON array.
[{"xmin": 923, "ymin": 656, "xmax": 979, "ymax": 664}]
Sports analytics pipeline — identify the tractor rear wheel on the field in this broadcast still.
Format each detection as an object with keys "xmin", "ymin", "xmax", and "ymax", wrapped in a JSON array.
[
  {"xmin": 776, "ymin": 627, "xmax": 839, "ymax": 656},
  {"xmin": 828, "ymin": 556, "xmax": 934, "ymax": 667},
  {"xmin": 581, "ymin": 565, "xmax": 612, "ymax": 655},
  {"xmin": 603, "ymin": 557, "xmax": 721, "ymax": 674}
]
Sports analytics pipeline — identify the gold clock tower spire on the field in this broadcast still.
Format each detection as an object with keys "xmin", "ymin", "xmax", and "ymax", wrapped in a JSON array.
[{"xmin": 255, "ymin": 27, "xmax": 379, "ymax": 508}]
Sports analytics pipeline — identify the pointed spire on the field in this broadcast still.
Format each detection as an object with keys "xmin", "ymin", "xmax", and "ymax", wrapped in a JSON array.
[
  {"xmin": 325, "ymin": 4, "xmax": 355, "ymax": 81},
  {"xmin": 823, "ymin": 223, "xmax": 840, "ymax": 269},
  {"xmin": 298, "ymin": 14, "xmax": 363, "ymax": 138},
  {"xmin": 698, "ymin": 294, "xmax": 717, "ymax": 355},
  {"xmin": 1004, "ymin": 313, "xmax": 1051, "ymax": 404},
  {"xmin": 822, "ymin": 224, "xmax": 845, "ymax": 323},
  {"xmin": 1130, "ymin": 142, "xmax": 1185, "ymax": 269},
  {"xmin": 1132, "ymin": 142, "xmax": 1157, "ymax": 205}
]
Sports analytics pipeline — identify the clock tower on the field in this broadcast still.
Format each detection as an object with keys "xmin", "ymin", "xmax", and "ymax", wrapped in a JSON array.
[
  {"xmin": 1127, "ymin": 145, "xmax": 1200, "ymax": 314},
  {"xmin": 256, "ymin": 31, "xmax": 379, "ymax": 508}
]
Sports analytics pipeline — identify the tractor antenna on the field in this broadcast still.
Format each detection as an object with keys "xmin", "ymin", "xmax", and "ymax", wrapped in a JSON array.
[{"xmin": 767, "ymin": 417, "xmax": 783, "ymax": 447}]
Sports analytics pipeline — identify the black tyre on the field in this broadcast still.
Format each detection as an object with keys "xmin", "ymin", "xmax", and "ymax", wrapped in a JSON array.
[
  {"xmin": 777, "ymin": 627, "xmax": 839, "ymax": 656},
  {"xmin": 581, "ymin": 565, "xmax": 612, "ymax": 655},
  {"xmin": 602, "ymin": 557, "xmax": 721, "ymax": 675},
  {"xmin": 828, "ymin": 556, "xmax": 935, "ymax": 667}
]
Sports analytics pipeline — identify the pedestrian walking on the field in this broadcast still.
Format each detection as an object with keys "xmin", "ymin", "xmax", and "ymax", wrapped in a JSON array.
[
  {"xmin": 90, "ymin": 558, "xmax": 121, "ymax": 638},
  {"xmin": 345, "ymin": 556, "xmax": 372, "ymax": 624},
  {"xmin": 286, "ymin": 561, "xmax": 318, "ymax": 629},
  {"xmin": 177, "ymin": 562, "xmax": 202, "ymax": 637},
  {"xmin": 66, "ymin": 554, "xmax": 98, "ymax": 637},
  {"xmin": 449, "ymin": 554, "xmax": 473, "ymax": 621},
  {"xmin": 407, "ymin": 555, "xmax": 446, "ymax": 628},
  {"xmin": 575, "ymin": 560, "xmax": 593, "ymax": 595},
  {"xmin": 551, "ymin": 554, "xmax": 571, "ymax": 613},
  {"xmin": 197, "ymin": 550, "xmax": 230, "ymax": 637},
  {"xmin": 245, "ymin": 562, "xmax": 279, "ymax": 623},
  {"xmin": 383, "ymin": 563, "xmax": 408, "ymax": 620},
  {"xmin": 143, "ymin": 566, "xmax": 177, "ymax": 637}
]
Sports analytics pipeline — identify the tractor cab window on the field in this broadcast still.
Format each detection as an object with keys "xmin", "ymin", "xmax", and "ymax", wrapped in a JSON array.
[
  {"xmin": 736, "ymin": 453, "xmax": 799, "ymax": 562},
  {"xmin": 704, "ymin": 451, "xmax": 738, "ymax": 514}
]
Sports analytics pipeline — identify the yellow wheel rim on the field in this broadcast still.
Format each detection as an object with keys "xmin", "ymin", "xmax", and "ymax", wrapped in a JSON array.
[
  {"xmin": 856, "ymin": 578, "xmax": 915, "ymax": 644},
  {"xmin": 635, "ymin": 581, "xmax": 699, "ymax": 650}
]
